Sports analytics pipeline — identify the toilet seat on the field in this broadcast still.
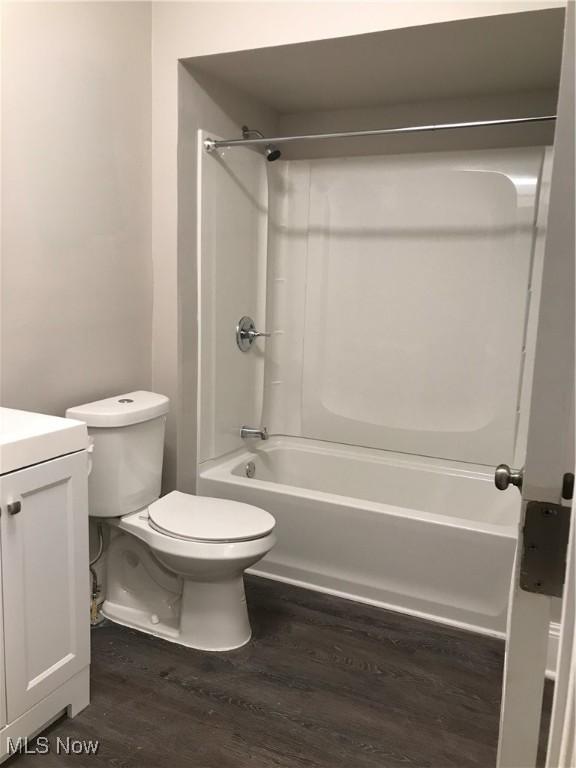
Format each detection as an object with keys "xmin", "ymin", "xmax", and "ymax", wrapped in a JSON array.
[{"xmin": 148, "ymin": 491, "xmax": 275, "ymax": 543}]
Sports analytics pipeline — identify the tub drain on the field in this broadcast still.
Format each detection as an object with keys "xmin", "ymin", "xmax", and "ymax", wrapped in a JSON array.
[{"xmin": 245, "ymin": 461, "xmax": 256, "ymax": 478}]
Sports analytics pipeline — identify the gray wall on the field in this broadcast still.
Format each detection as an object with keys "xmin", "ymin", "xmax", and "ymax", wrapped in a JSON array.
[{"xmin": 1, "ymin": 2, "xmax": 152, "ymax": 417}]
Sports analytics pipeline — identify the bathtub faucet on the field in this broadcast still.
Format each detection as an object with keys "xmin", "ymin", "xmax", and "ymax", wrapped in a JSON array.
[{"xmin": 240, "ymin": 426, "xmax": 269, "ymax": 440}]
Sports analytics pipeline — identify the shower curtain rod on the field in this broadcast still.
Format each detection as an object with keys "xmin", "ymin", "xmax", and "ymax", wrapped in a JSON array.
[{"xmin": 204, "ymin": 114, "xmax": 556, "ymax": 152}]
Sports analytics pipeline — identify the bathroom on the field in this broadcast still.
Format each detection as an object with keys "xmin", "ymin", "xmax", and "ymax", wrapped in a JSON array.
[{"xmin": 1, "ymin": 2, "xmax": 574, "ymax": 767}]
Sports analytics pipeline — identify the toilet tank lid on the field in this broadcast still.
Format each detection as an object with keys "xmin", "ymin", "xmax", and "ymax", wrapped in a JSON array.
[{"xmin": 65, "ymin": 391, "xmax": 170, "ymax": 427}]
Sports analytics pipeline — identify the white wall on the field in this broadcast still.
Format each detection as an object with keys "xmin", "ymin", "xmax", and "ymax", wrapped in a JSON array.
[
  {"xmin": 1, "ymin": 2, "xmax": 152, "ymax": 417},
  {"xmin": 152, "ymin": 0, "xmax": 562, "ymax": 491}
]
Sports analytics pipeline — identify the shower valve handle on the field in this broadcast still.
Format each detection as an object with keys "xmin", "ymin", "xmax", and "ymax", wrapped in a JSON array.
[
  {"xmin": 247, "ymin": 329, "xmax": 271, "ymax": 339},
  {"xmin": 236, "ymin": 316, "xmax": 271, "ymax": 351},
  {"xmin": 494, "ymin": 464, "xmax": 524, "ymax": 492}
]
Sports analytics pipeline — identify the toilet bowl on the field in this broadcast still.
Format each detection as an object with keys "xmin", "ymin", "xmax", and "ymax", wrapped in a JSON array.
[
  {"xmin": 103, "ymin": 492, "xmax": 275, "ymax": 650},
  {"xmin": 66, "ymin": 391, "xmax": 276, "ymax": 651}
]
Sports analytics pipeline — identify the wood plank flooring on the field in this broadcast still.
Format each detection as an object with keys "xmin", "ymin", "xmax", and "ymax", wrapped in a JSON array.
[{"xmin": 10, "ymin": 576, "xmax": 552, "ymax": 768}]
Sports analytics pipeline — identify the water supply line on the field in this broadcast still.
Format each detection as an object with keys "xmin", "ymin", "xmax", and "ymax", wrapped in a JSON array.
[{"xmin": 89, "ymin": 522, "xmax": 105, "ymax": 625}]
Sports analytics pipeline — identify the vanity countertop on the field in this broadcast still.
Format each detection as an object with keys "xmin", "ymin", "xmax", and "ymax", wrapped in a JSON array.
[{"xmin": 0, "ymin": 407, "xmax": 88, "ymax": 475}]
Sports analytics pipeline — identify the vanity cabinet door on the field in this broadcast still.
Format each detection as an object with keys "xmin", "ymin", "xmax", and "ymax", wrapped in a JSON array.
[{"xmin": 0, "ymin": 451, "xmax": 90, "ymax": 722}]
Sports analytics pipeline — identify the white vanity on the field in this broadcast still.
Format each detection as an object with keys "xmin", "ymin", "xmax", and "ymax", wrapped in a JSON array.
[{"xmin": 0, "ymin": 408, "xmax": 90, "ymax": 760}]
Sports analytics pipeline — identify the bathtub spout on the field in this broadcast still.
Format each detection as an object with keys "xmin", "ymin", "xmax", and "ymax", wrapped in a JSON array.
[{"xmin": 240, "ymin": 426, "xmax": 269, "ymax": 440}]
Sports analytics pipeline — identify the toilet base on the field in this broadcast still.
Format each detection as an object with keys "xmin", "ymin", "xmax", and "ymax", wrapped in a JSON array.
[
  {"xmin": 179, "ymin": 577, "xmax": 252, "ymax": 651},
  {"xmin": 101, "ymin": 533, "xmax": 253, "ymax": 652},
  {"xmin": 102, "ymin": 577, "xmax": 252, "ymax": 652},
  {"xmin": 101, "ymin": 522, "xmax": 273, "ymax": 652},
  {"xmin": 101, "ymin": 600, "xmax": 181, "ymax": 643}
]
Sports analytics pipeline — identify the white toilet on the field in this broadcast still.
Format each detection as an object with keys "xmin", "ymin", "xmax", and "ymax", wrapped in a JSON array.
[{"xmin": 66, "ymin": 391, "xmax": 276, "ymax": 652}]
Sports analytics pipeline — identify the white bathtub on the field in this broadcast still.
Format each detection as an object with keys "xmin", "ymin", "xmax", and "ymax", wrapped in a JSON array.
[{"xmin": 198, "ymin": 437, "xmax": 519, "ymax": 636}]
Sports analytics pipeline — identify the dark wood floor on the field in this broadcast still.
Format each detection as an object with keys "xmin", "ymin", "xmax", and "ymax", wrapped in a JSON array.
[{"xmin": 11, "ymin": 576, "xmax": 552, "ymax": 768}]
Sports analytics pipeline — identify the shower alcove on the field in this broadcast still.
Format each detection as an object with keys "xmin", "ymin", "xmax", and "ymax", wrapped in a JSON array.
[{"xmin": 178, "ymin": 7, "xmax": 565, "ymax": 662}]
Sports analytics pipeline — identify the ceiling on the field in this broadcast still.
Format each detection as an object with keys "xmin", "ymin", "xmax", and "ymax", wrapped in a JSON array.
[{"xmin": 184, "ymin": 8, "xmax": 565, "ymax": 114}]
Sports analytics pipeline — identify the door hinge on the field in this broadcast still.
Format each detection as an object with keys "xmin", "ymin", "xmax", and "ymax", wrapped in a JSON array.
[{"xmin": 520, "ymin": 499, "xmax": 571, "ymax": 597}]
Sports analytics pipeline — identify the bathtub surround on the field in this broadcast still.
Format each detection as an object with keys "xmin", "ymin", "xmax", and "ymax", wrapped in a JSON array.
[
  {"xmin": 197, "ymin": 144, "xmax": 550, "ymax": 467},
  {"xmin": 262, "ymin": 148, "xmax": 548, "ymax": 467},
  {"xmin": 196, "ymin": 136, "xmax": 268, "ymax": 462},
  {"xmin": 195, "ymin": 134, "xmax": 555, "ymax": 645}
]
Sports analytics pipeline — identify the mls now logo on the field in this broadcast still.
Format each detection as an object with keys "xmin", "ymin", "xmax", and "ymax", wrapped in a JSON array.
[{"xmin": 7, "ymin": 736, "xmax": 100, "ymax": 756}]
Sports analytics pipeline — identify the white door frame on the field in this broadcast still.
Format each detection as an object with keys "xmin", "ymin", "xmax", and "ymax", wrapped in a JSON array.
[
  {"xmin": 547, "ymin": 518, "xmax": 575, "ymax": 767},
  {"xmin": 497, "ymin": 4, "xmax": 575, "ymax": 767}
]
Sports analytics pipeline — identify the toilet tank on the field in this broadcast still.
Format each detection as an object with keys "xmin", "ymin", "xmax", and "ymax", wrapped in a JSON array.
[{"xmin": 66, "ymin": 391, "xmax": 170, "ymax": 518}]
